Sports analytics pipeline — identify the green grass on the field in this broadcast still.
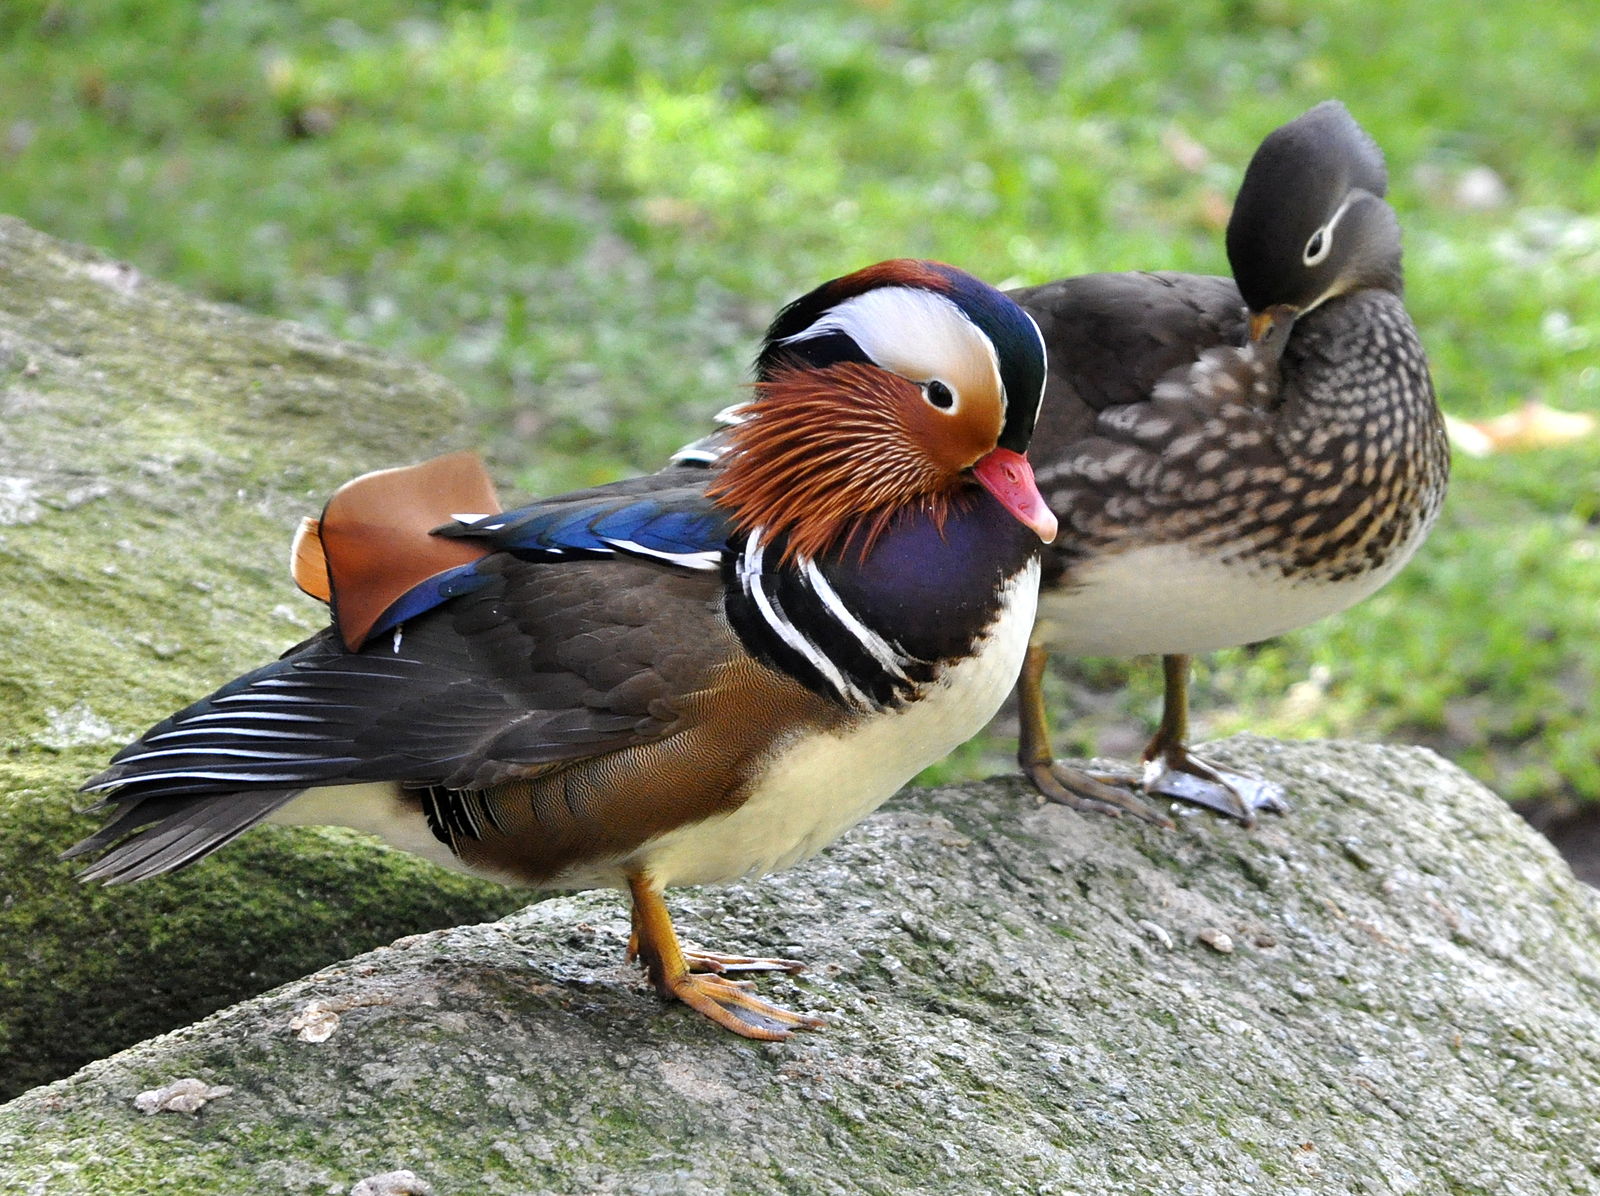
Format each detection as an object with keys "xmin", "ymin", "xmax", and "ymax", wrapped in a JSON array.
[{"xmin": 1, "ymin": 0, "xmax": 1596, "ymax": 807}]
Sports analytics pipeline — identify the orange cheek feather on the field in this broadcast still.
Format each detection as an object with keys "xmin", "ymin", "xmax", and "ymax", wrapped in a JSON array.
[{"xmin": 708, "ymin": 364, "xmax": 949, "ymax": 563}]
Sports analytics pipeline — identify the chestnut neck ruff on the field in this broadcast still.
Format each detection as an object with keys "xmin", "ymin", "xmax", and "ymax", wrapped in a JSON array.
[{"xmin": 706, "ymin": 361, "xmax": 977, "ymax": 566}]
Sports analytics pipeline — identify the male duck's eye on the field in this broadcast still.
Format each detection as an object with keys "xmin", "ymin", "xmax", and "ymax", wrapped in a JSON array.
[
  {"xmin": 925, "ymin": 379, "xmax": 955, "ymax": 410},
  {"xmin": 1303, "ymin": 228, "xmax": 1329, "ymax": 266}
]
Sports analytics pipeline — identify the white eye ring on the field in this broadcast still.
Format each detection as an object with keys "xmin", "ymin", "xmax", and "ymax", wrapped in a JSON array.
[
  {"xmin": 1303, "ymin": 226, "xmax": 1331, "ymax": 266},
  {"xmin": 1302, "ymin": 193, "xmax": 1356, "ymax": 267},
  {"xmin": 925, "ymin": 379, "xmax": 957, "ymax": 411}
]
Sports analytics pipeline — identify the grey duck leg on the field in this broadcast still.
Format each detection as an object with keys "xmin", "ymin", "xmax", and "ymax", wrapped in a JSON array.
[
  {"xmin": 1138, "ymin": 654, "xmax": 1290, "ymax": 824},
  {"xmin": 1016, "ymin": 641, "xmax": 1174, "ymax": 827}
]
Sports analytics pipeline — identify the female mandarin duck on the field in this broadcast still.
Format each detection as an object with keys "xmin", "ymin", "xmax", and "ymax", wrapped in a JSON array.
[
  {"xmin": 1006, "ymin": 101, "xmax": 1449, "ymax": 824},
  {"xmin": 67, "ymin": 259, "xmax": 1056, "ymax": 1041}
]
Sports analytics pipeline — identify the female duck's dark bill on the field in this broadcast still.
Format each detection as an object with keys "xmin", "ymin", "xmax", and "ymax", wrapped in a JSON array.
[{"xmin": 972, "ymin": 448, "xmax": 1057, "ymax": 543}]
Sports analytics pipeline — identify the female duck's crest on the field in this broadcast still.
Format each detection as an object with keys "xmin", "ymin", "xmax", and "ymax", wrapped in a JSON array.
[
  {"xmin": 1226, "ymin": 101, "xmax": 1402, "ymax": 317},
  {"xmin": 712, "ymin": 260, "xmax": 1053, "ymax": 561}
]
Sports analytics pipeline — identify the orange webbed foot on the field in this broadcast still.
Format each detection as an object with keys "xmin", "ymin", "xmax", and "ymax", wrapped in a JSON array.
[
  {"xmin": 627, "ymin": 875, "xmax": 822, "ymax": 1042},
  {"xmin": 664, "ymin": 970, "xmax": 825, "ymax": 1041}
]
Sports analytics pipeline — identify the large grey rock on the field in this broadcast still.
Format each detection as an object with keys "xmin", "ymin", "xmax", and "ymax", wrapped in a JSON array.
[
  {"xmin": 3, "ymin": 738, "xmax": 1597, "ymax": 1195},
  {"xmin": 0, "ymin": 218, "xmax": 526, "ymax": 1099}
]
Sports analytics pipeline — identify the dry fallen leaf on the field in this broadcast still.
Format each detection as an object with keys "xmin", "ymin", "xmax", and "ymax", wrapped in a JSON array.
[
  {"xmin": 1445, "ymin": 400, "xmax": 1596, "ymax": 457},
  {"xmin": 1161, "ymin": 124, "xmax": 1211, "ymax": 174},
  {"xmin": 1197, "ymin": 187, "xmax": 1232, "ymax": 232}
]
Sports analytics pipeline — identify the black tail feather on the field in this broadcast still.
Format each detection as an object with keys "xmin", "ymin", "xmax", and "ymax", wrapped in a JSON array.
[{"xmin": 64, "ymin": 788, "xmax": 303, "ymax": 884}]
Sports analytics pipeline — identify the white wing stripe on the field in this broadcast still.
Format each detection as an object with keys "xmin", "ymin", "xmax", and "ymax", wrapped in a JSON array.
[
  {"xmin": 144, "ymin": 726, "xmax": 329, "ymax": 745},
  {"xmin": 602, "ymin": 538, "xmax": 721, "ymax": 570},
  {"xmin": 111, "ymin": 745, "xmax": 345, "ymax": 764},
  {"xmin": 178, "ymin": 709, "xmax": 326, "ymax": 725}
]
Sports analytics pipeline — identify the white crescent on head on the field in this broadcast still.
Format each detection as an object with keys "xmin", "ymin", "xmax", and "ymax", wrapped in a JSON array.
[{"xmin": 780, "ymin": 285, "xmax": 1005, "ymax": 419}]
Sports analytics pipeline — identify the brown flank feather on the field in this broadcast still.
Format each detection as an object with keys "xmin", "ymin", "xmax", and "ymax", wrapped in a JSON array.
[{"xmin": 707, "ymin": 362, "xmax": 966, "ymax": 563}]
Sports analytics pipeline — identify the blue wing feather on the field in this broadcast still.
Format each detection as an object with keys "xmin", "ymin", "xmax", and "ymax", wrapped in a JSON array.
[
  {"xmin": 367, "ymin": 485, "xmax": 733, "ymax": 640},
  {"xmin": 366, "ymin": 562, "xmax": 497, "ymax": 642},
  {"xmin": 457, "ymin": 494, "xmax": 729, "ymax": 560}
]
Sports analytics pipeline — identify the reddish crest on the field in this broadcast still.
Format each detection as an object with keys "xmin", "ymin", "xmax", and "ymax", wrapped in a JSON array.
[{"xmin": 829, "ymin": 259, "xmax": 962, "ymax": 298}]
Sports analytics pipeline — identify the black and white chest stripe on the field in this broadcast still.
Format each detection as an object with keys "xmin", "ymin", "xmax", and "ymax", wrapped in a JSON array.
[
  {"xmin": 418, "ymin": 783, "xmax": 508, "ymax": 850},
  {"xmin": 724, "ymin": 529, "xmax": 937, "ymax": 714}
]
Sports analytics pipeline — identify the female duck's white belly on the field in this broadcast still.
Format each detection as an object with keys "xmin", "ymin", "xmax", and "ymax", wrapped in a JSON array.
[{"xmin": 1036, "ymin": 541, "xmax": 1414, "ymax": 657}]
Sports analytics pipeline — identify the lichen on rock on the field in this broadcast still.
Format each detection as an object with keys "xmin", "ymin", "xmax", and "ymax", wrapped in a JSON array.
[
  {"xmin": 3, "ymin": 738, "xmax": 1600, "ymax": 1195},
  {"xmin": 0, "ymin": 217, "xmax": 528, "ymax": 1100}
]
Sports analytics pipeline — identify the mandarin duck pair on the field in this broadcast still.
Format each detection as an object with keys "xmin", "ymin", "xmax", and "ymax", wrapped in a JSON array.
[
  {"xmin": 69, "ymin": 102, "xmax": 1448, "ymax": 1039},
  {"xmin": 675, "ymin": 98, "xmax": 1449, "ymax": 825}
]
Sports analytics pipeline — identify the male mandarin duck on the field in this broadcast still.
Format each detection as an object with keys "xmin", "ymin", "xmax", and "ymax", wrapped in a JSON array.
[
  {"xmin": 66, "ymin": 259, "xmax": 1057, "ymax": 1041},
  {"xmin": 1005, "ymin": 100, "xmax": 1450, "ymax": 824}
]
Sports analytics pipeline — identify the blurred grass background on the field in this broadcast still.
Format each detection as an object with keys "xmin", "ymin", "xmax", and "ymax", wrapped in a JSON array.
[{"xmin": 0, "ymin": 0, "xmax": 1595, "ymax": 824}]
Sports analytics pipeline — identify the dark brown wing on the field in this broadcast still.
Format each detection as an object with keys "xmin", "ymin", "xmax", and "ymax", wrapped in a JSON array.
[
  {"xmin": 82, "ymin": 556, "xmax": 729, "ymax": 798},
  {"xmin": 1010, "ymin": 271, "xmax": 1246, "ymax": 453},
  {"xmin": 72, "ymin": 551, "xmax": 830, "ymax": 884}
]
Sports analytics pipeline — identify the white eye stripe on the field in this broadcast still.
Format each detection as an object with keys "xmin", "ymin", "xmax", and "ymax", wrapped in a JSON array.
[
  {"xmin": 1303, "ymin": 194, "xmax": 1356, "ymax": 266},
  {"xmin": 780, "ymin": 285, "xmax": 1003, "ymax": 413}
]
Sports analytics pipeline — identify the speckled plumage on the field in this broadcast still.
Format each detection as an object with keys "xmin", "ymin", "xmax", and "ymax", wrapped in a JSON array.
[
  {"xmin": 1011, "ymin": 102, "xmax": 1450, "ymax": 823},
  {"xmin": 1034, "ymin": 289, "xmax": 1446, "ymax": 625}
]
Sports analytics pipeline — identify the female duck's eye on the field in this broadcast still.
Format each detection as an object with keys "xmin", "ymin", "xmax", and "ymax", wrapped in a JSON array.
[
  {"xmin": 926, "ymin": 379, "xmax": 955, "ymax": 410},
  {"xmin": 1303, "ymin": 227, "xmax": 1329, "ymax": 266}
]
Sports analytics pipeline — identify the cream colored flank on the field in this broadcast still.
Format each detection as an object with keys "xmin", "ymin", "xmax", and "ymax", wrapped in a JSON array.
[{"xmin": 1036, "ymin": 540, "xmax": 1417, "ymax": 657}]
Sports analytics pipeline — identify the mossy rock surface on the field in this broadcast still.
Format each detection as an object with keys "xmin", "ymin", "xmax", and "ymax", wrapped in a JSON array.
[
  {"xmin": 0, "ymin": 217, "xmax": 528, "ymax": 1100},
  {"xmin": 3, "ymin": 739, "xmax": 1599, "ymax": 1195}
]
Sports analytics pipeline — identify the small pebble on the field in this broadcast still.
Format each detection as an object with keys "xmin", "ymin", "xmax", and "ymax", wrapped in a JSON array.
[
  {"xmin": 1198, "ymin": 928, "xmax": 1235, "ymax": 954},
  {"xmin": 290, "ymin": 999, "xmax": 342, "ymax": 1043},
  {"xmin": 134, "ymin": 1077, "xmax": 233, "ymax": 1116},
  {"xmin": 352, "ymin": 1169, "xmax": 433, "ymax": 1196},
  {"xmin": 1137, "ymin": 920, "xmax": 1174, "ymax": 950}
]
